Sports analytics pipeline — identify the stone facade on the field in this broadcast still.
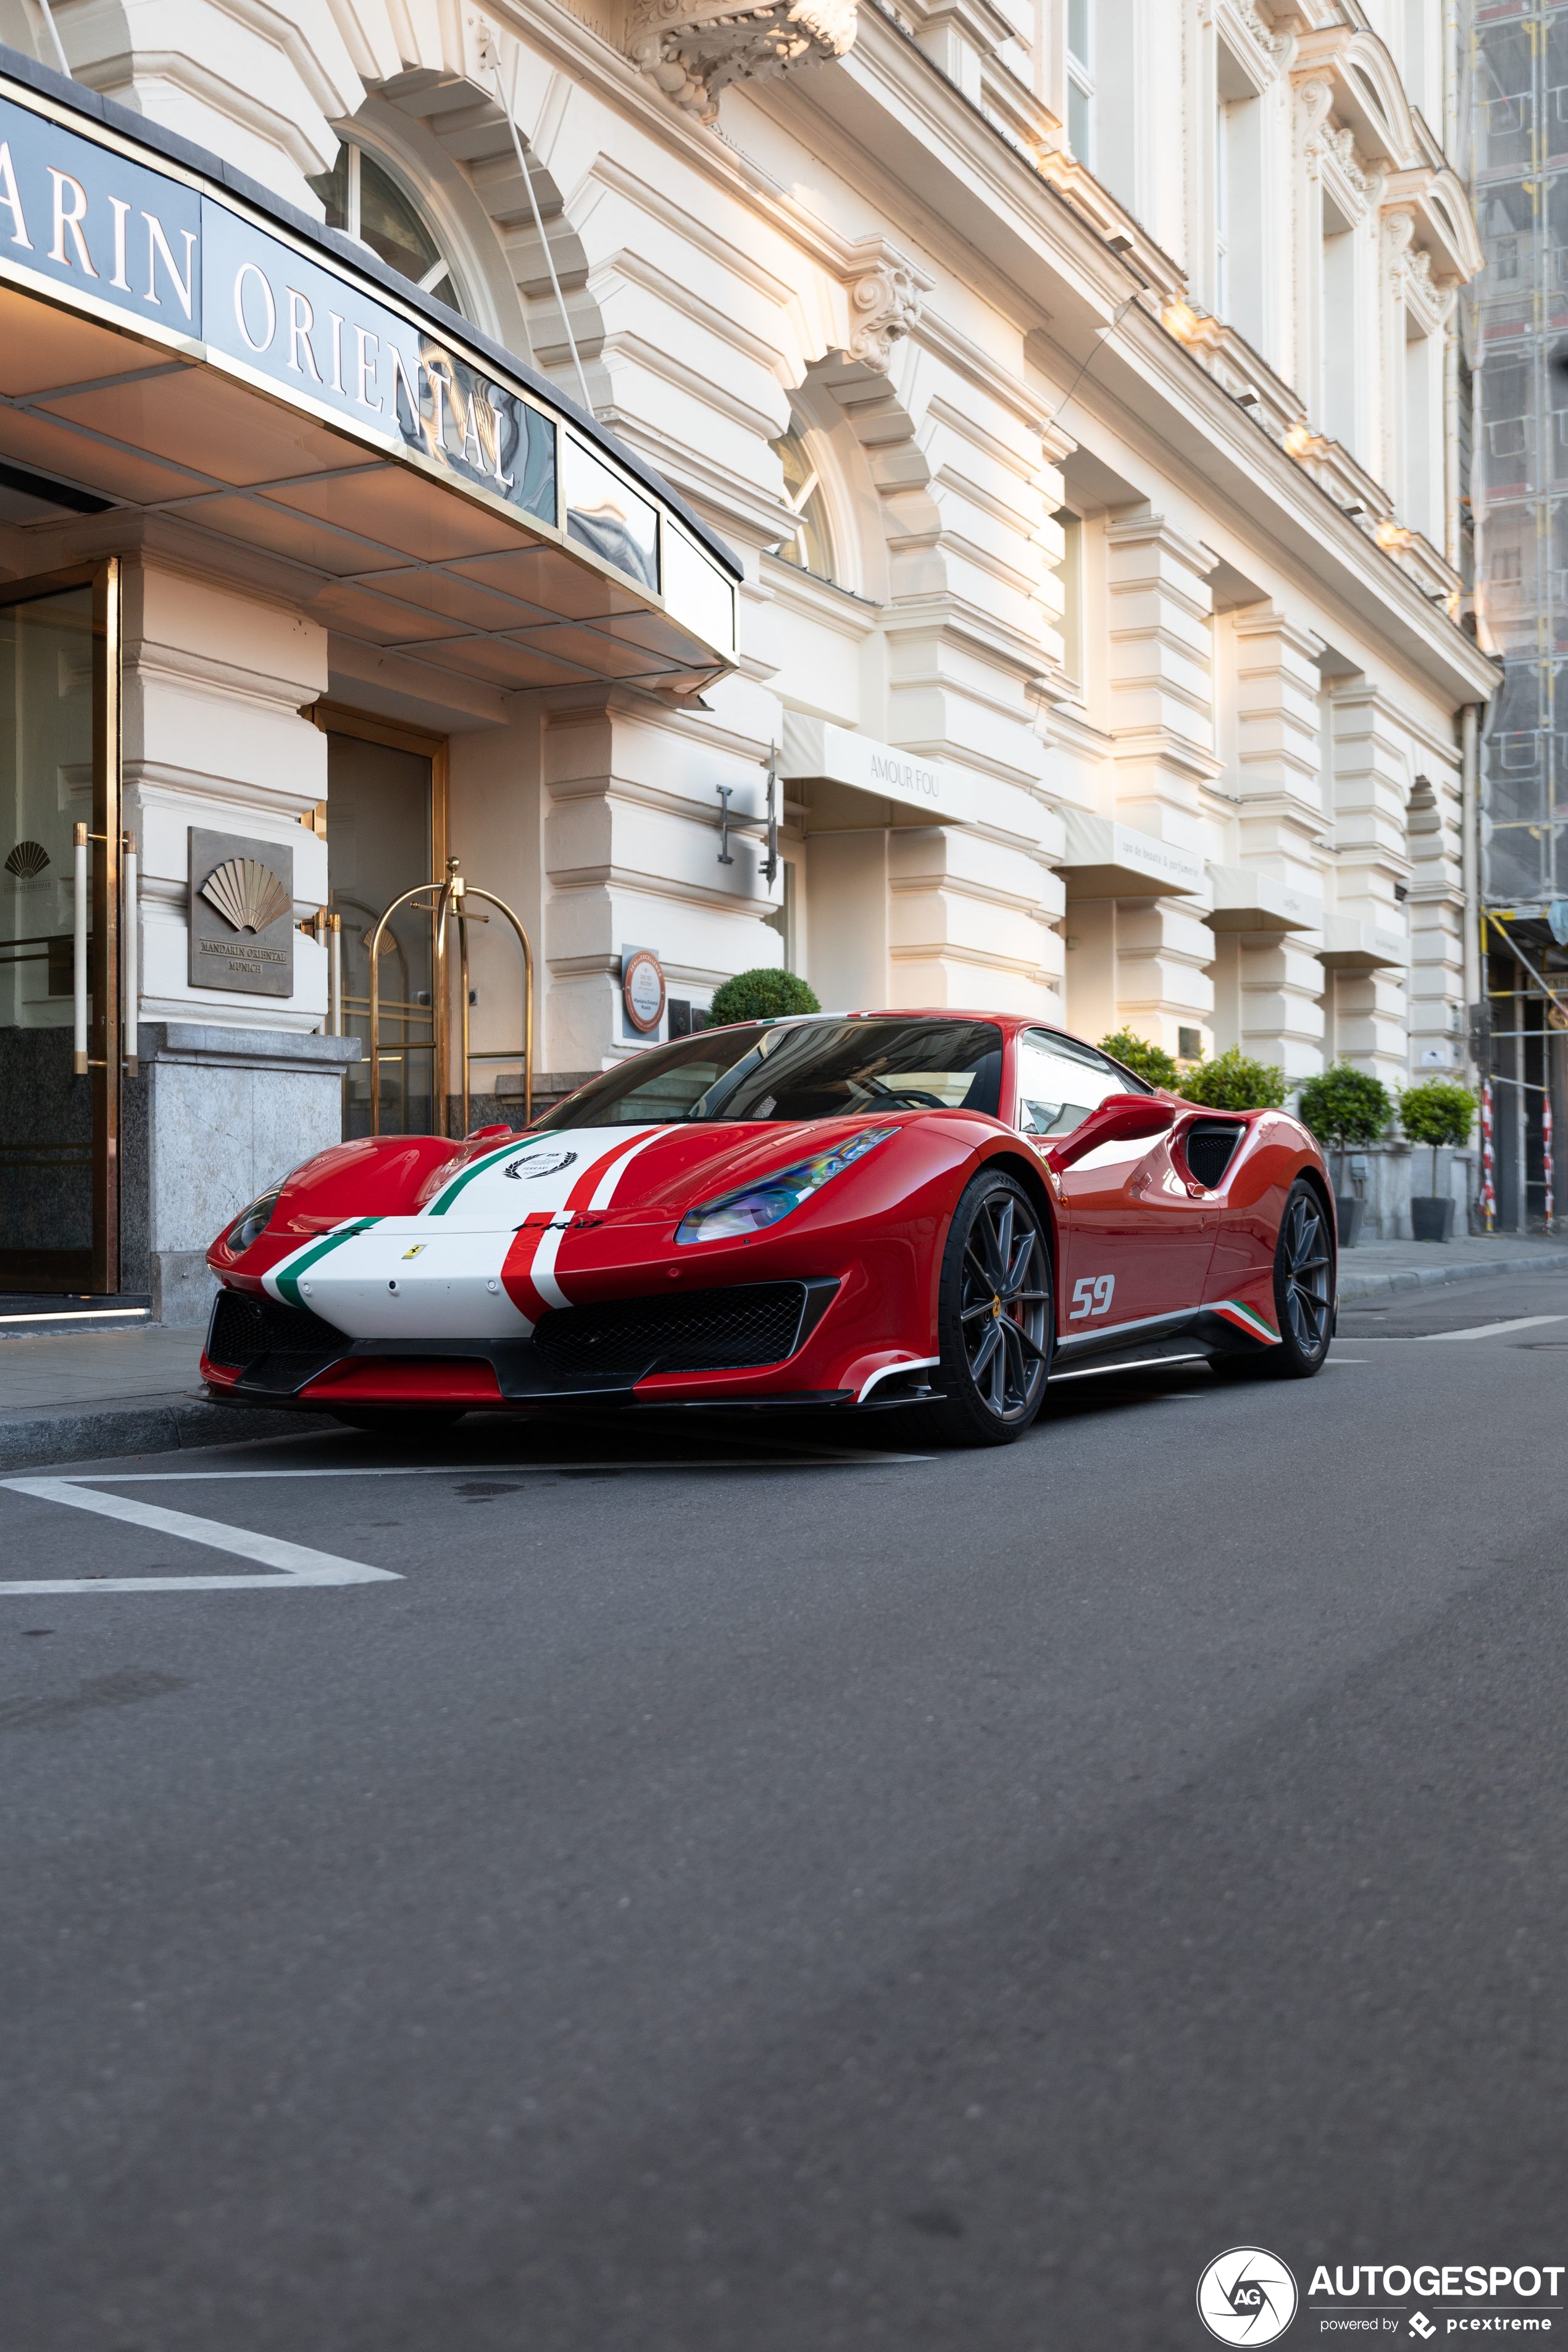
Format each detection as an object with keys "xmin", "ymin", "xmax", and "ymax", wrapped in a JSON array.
[{"xmin": 0, "ymin": 0, "xmax": 1496, "ymax": 1283}]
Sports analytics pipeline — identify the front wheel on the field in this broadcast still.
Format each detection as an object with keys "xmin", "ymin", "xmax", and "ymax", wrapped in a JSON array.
[
  {"xmin": 1214, "ymin": 1180, "xmax": 1334, "ymax": 1382},
  {"xmin": 920, "ymin": 1171, "xmax": 1054, "ymax": 1447}
]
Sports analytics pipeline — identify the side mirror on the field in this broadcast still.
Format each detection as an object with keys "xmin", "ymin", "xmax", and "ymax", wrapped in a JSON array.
[{"xmin": 1043, "ymin": 1092, "xmax": 1176, "ymax": 1174}]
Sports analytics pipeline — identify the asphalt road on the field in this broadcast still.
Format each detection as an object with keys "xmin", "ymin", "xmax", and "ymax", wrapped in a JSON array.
[{"xmin": 4, "ymin": 1274, "xmax": 1568, "ymax": 2351}]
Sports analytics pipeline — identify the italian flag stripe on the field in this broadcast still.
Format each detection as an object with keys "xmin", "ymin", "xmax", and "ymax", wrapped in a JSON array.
[
  {"xmin": 423, "ymin": 1138, "xmax": 527, "ymax": 1219},
  {"xmin": 1215, "ymin": 1298, "xmax": 1280, "ymax": 1343},
  {"xmin": 272, "ymin": 1217, "xmax": 382, "ymax": 1308}
]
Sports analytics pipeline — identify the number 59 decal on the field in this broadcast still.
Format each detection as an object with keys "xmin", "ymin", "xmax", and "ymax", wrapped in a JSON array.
[{"xmin": 1069, "ymin": 1274, "xmax": 1116, "ymax": 1320}]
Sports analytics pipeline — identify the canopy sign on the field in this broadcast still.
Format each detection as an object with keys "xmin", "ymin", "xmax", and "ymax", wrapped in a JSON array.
[{"xmin": 0, "ymin": 72, "xmax": 710, "ymax": 625}]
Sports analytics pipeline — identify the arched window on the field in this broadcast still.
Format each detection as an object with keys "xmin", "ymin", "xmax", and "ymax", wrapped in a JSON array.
[
  {"xmin": 309, "ymin": 143, "xmax": 465, "ymax": 316},
  {"xmin": 772, "ymin": 427, "xmax": 836, "ymax": 582}
]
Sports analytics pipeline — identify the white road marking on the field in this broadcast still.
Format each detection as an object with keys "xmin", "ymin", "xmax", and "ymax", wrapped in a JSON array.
[
  {"xmin": 36, "ymin": 1451, "xmax": 930, "ymax": 1484},
  {"xmin": 1346, "ymin": 1315, "xmax": 1566, "ymax": 1343},
  {"xmin": 0, "ymin": 1477, "xmax": 401, "ymax": 1596}
]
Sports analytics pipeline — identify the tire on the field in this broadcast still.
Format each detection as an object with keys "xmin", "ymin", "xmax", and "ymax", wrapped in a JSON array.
[
  {"xmin": 1213, "ymin": 1179, "xmax": 1334, "ymax": 1382},
  {"xmin": 329, "ymin": 1407, "xmax": 469, "ymax": 1433},
  {"xmin": 920, "ymin": 1170, "xmax": 1054, "ymax": 1446}
]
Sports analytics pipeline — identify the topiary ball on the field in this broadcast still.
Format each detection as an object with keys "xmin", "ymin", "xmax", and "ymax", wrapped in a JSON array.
[
  {"xmin": 707, "ymin": 967, "xmax": 821, "ymax": 1027},
  {"xmin": 1099, "ymin": 1029, "xmax": 1181, "ymax": 1091}
]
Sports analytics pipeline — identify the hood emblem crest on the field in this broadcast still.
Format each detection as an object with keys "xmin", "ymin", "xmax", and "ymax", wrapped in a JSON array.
[{"xmin": 504, "ymin": 1149, "xmax": 578, "ymax": 1180}]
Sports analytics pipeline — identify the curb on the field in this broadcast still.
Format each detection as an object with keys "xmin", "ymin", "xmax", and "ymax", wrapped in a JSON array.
[
  {"xmin": 1337, "ymin": 1248, "xmax": 1568, "ymax": 1304},
  {"xmin": 0, "ymin": 1393, "xmax": 333, "ymax": 1474}
]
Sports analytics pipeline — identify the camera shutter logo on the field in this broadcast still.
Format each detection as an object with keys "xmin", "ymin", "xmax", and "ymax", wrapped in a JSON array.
[
  {"xmin": 200, "ymin": 856, "xmax": 291, "ymax": 934},
  {"xmin": 1196, "ymin": 2248, "xmax": 1298, "ymax": 2344}
]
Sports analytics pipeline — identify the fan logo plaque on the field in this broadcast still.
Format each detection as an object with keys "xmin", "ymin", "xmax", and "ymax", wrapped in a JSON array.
[{"xmin": 189, "ymin": 827, "xmax": 295, "ymax": 996}]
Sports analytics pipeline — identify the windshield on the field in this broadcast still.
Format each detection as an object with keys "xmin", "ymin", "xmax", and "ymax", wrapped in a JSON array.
[{"xmin": 531, "ymin": 1018, "xmax": 1006, "ymax": 1130}]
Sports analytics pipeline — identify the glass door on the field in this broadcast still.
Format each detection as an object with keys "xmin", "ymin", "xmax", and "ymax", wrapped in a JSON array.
[
  {"xmin": 315, "ymin": 708, "xmax": 445, "ymax": 1138},
  {"xmin": 0, "ymin": 564, "xmax": 119, "ymax": 1295}
]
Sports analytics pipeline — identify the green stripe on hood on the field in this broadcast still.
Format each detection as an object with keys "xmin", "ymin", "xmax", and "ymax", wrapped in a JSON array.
[
  {"xmin": 272, "ymin": 1217, "xmax": 382, "ymax": 1307},
  {"xmin": 423, "ymin": 1139, "xmax": 531, "ymax": 1219}
]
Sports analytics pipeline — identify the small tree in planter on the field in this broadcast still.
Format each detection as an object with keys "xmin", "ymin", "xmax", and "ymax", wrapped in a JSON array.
[
  {"xmin": 1295, "ymin": 1064, "xmax": 1394, "ymax": 1245},
  {"xmin": 1099, "ymin": 1029, "xmax": 1181, "ymax": 1091},
  {"xmin": 707, "ymin": 968, "xmax": 820, "ymax": 1026},
  {"xmin": 1399, "ymin": 1078, "xmax": 1474, "ymax": 1242},
  {"xmin": 1177, "ymin": 1046, "xmax": 1287, "ymax": 1110}
]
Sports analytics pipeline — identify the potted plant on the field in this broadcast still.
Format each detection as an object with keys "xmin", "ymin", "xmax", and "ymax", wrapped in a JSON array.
[
  {"xmin": 1399, "ymin": 1078, "xmax": 1474, "ymax": 1242},
  {"xmin": 707, "ymin": 967, "xmax": 820, "ymax": 1024},
  {"xmin": 1295, "ymin": 1064, "xmax": 1394, "ymax": 1246},
  {"xmin": 1177, "ymin": 1046, "xmax": 1287, "ymax": 1111},
  {"xmin": 1099, "ymin": 1029, "xmax": 1181, "ymax": 1090}
]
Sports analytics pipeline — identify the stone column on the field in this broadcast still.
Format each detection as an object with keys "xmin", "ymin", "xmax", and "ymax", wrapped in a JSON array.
[
  {"xmin": 1101, "ymin": 508, "xmax": 1220, "ymax": 1049},
  {"xmin": 1225, "ymin": 606, "xmax": 1329, "ymax": 1079}
]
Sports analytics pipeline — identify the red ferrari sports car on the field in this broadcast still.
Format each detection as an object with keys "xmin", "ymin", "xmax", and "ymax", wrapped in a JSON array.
[{"xmin": 202, "ymin": 1011, "xmax": 1337, "ymax": 1446}]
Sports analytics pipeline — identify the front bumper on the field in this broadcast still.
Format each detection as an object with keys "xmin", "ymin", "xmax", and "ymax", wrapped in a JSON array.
[{"xmin": 202, "ymin": 1277, "xmax": 856, "ymax": 1411}]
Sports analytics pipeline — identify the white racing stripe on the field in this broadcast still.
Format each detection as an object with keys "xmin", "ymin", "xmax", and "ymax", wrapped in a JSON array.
[
  {"xmin": 0, "ymin": 1477, "xmax": 401, "ymax": 1595},
  {"xmin": 530, "ymin": 1128, "xmax": 672, "ymax": 1310}
]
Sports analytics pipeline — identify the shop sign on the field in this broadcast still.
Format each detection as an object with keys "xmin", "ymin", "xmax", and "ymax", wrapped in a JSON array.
[
  {"xmin": 779, "ymin": 716, "xmax": 969, "ymax": 823},
  {"xmin": 0, "ymin": 79, "xmax": 664, "ymax": 593},
  {"xmin": 188, "ymin": 827, "xmax": 294, "ymax": 997}
]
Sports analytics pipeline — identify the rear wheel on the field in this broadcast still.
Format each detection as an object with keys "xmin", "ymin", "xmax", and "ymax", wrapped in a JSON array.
[
  {"xmin": 920, "ymin": 1171, "xmax": 1053, "ymax": 1446},
  {"xmin": 1213, "ymin": 1180, "xmax": 1333, "ymax": 1382}
]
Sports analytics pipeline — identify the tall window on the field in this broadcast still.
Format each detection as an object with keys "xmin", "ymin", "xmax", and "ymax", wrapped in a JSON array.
[
  {"xmin": 1404, "ymin": 320, "xmax": 1438, "ymax": 542},
  {"xmin": 772, "ymin": 428, "xmax": 836, "ymax": 583},
  {"xmin": 1216, "ymin": 49, "xmax": 1264, "ymax": 346},
  {"xmin": 1054, "ymin": 507, "xmax": 1083, "ymax": 687},
  {"xmin": 1321, "ymin": 198, "xmax": 1357, "ymax": 449},
  {"xmin": 1067, "ymin": 0, "xmax": 1094, "ymax": 162},
  {"xmin": 309, "ymin": 143, "xmax": 465, "ymax": 316}
]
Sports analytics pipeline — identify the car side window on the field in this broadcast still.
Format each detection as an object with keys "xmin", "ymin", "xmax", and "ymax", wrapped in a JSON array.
[{"xmin": 1014, "ymin": 1031, "xmax": 1148, "ymax": 1138}]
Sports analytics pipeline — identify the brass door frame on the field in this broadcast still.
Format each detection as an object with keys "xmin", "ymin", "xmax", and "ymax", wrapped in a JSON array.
[
  {"xmin": 309, "ymin": 702, "xmax": 448, "ymax": 1135},
  {"xmin": 308, "ymin": 703, "xmax": 448, "ymax": 876},
  {"xmin": 0, "ymin": 557, "xmax": 121, "ymax": 1293}
]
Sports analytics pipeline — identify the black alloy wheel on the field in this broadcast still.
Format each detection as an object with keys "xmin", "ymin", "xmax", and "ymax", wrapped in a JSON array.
[
  {"xmin": 924, "ymin": 1170, "xmax": 1054, "ymax": 1446},
  {"xmin": 1214, "ymin": 1178, "xmax": 1334, "ymax": 1382}
]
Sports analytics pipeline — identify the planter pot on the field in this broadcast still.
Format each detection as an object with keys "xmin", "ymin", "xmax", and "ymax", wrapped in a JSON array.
[
  {"xmin": 1335, "ymin": 1195, "xmax": 1366, "ymax": 1248},
  {"xmin": 1411, "ymin": 1196, "xmax": 1455, "ymax": 1244}
]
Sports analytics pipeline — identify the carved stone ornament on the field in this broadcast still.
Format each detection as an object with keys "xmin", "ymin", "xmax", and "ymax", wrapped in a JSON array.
[
  {"xmin": 628, "ymin": 0, "xmax": 857, "ymax": 124},
  {"xmin": 846, "ymin": 255, "xmax": 924, "ymax": 370}
]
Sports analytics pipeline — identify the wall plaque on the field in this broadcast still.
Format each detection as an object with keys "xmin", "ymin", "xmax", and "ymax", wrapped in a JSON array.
[
  {"xmin": 621, "ymin": 946, "xmax": 666, "ymax": 1036},
  {"xmin": 188, "ymin": 827, "xmax": 295, "ymax": 997}
]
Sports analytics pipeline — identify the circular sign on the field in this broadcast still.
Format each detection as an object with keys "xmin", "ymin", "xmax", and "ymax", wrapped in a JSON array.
[
  {"xmin": 623, "ymin": 949, "xmax": 666, "ymax": 1035},
  {"xmin": 1196, "ymin": 2250, "xmax": 1297, "ymax": 2345}
]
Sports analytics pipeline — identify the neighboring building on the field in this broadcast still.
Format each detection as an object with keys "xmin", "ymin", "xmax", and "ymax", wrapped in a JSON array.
[
  {"xmin": 1462, "ymin": 0, "xmax": 1568, "ymax": 1230},
  {"xmin": 0, "ymin": 0, "xmax": 1494, "ymax": 1314}
]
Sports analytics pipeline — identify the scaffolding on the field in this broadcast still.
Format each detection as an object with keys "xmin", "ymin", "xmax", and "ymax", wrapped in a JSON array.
[{"xmin": 1466, "ymin": 0, "xmax": 1568, "ymax": 1227}]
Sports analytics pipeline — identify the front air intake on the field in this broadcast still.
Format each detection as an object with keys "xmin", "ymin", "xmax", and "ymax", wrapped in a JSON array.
[
  {"xmin": 531, "ymin": 1282, "xmax": 811, "ymax": 1382},
  {"xmin": 207, "ymin": 1288, "xmax": 347, "ymax": 1390}
]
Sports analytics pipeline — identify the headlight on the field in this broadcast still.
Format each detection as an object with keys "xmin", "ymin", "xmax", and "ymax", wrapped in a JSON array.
[
  {"xmin": 225, "ymin": 1186, "xmax": 281, "ymax": 1253},
  {"xmin": 675, "ymin": 1127, "xmax": 896, "ymax": 1246}
]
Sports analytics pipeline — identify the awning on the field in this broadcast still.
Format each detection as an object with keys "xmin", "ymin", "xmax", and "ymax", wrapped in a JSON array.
[
  {"xmin": 1319, "ymin": 916, "xmax": 1407, "ymax": 971},
  {"xmin": 779, "ymin": 715, "xmax": 970, "ymax": 827},
  {"xmin": 1206, "ymin": 865, "xmax": 1324, "ymax": 935},
  {"xmin": 0, "ymin": 49, "xmax": 738, "ymax": 696},
  {"xmin": 1058, "ymin": 811, "xmax": 1204, "ymax": 898}
]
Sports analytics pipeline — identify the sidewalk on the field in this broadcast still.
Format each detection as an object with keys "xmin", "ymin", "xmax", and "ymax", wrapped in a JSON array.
[
  {"xmin": 1335, "ymin": 1232, "xmax": 1568, "ymax": 1303},
  {"xmin": 1, "ymin": 1232, "xmax": 1565, "ymax": 1470},
  {"xmin": 0, "ymin": 1327, "xmax": 326, "ymax": 1472}
]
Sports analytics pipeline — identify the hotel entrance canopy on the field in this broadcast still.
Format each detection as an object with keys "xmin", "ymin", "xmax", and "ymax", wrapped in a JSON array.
[{"xmin": 0, "ymin": 48, "xmax": 740, "ymax": 696}]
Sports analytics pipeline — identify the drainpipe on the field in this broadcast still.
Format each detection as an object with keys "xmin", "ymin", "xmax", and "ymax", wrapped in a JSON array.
[{"xmin": 1460, "ymin": 700, "xmax": 1482, "ymax": 1061}]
